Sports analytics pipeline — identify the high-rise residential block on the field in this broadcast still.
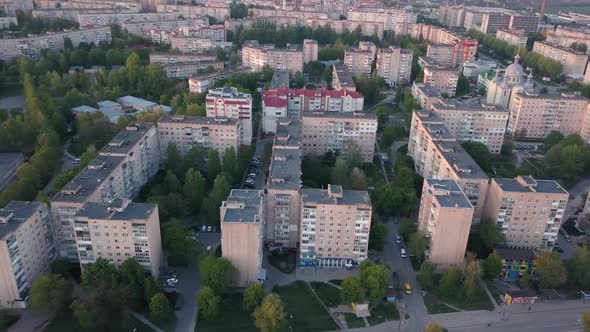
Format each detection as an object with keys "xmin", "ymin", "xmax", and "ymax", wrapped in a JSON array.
[
  {"xmin": 480, "ymin": 13, "xmax": 511, "ymax": 34},
  {"xmin": 73, "ymin": 200, "xmax": 163, "ymax": 276},
  {"xmin": 484, "ymin": 176, "xmax": 568, "ymax": 250},
  {"xmin": 346, "ymin": 7, "xmax": 417, "ymax": 31},
  {"xmin": 411, "ymin": 83, "xmax": 441, "ymax": 110},
  {"xmin": 408, "ymin": 110, "xmax": 489, "ymax": 221},
  {"xmin": 508, "ymin": 14, "xmax": 540, "ymax": 33},
  {"xmin": 418, "ymin": 179, "xmax": 474, "ymax": 270},
  {"xmin": 438, "ymin": 5, "xmax": 465, "ymax": 27},
  {"xmin": 241, "ymin": 40, "xmax": 306, "ymax": 73},
  {"xmin": 532, "ymin": 41, "xmax": 589, "ymax": 75},
  {"xmin": 376, "ymin": 46, "xmax": 413, "ymax": 86},
  {"xmin": 332, "ymin": 64, "xmax": 356, "ymax": 91},
  {"xmin": 423, "ymin": 65, "xmax": 460, "ymax": 97},
  {"xmin": 425, "ymin": 44, "xmax": 455, "ymax": 67},
  {"xmin": 430, "ymin": 100, "xmax": 509, "ymax": 154},
  {"xmin": 0, "ymin": 201, "xmax": 54, "ymax": 309},
  {"xmin": 150, "ymin": 53, "xmax": 217, "ymax": 64},
  {"xmin": 301, "ymin": 112, "xmax": 377, "ymax": 162},
  {"xmin": 77, "ymin": 12, "xmax": 177, "ymax": 26},
  {"xmin": 220, "ymin": 189, "xmax": 265, "ymax": 287},
  {"xmin": 303, "ymin": 39, "xmax": 319, "ymax": 63},
  {"xmin": 509, "ymin": 92, "xmax": 590, "ymax": 140},
  {"xmin": 300, "ymin": 185, "xmax": 372, "ymax": 268},
  {"xmin": 206, "ymin": 87, "xmax": 253, "ymax": 146},
  {"xmin": 495, "ymin": 29, "xmax": 528, "ymax": 48},
  {"xmin": 155, "ymin": 4, "xmax": 230, "ymax": 22},
  {"xmin": 344, "ymin": 45, "xmax": 375, "ymax": 78},
  {"xmin": 157, "ymin": 114, "xmax": 240, "ymax": 156}
]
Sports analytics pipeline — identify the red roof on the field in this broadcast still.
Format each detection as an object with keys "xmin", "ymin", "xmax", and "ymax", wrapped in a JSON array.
[
  {"xmin": 263, "ymin": 96, "xmax": 288, "ymax": 108},
  {"xmin": 263, "ymin": 87, "xmax": 363, "ymax": 99}
]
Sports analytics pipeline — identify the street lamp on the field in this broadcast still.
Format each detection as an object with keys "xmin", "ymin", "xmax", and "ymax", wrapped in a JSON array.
[{"xmin": 290, "ymin": 314, "xmax": 293, "ymax": 332}]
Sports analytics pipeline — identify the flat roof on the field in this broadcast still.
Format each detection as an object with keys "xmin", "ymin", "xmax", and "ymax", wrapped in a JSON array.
[
  {"xmin": 494, "ymin": 247, "xmax": 536, "ymax": 261},
  {"xmin": 99, "ymin": 122, "xmax": 155, "ymax": 156},
  {"xmin": 221, "ymin": 189, "xmax": 264, "ymax": 223},
  {"xmin": 493, "ymin": 177, "xmax": 568, "ymax": 194},
  {"xmin": 97, "ymin": 100, "xmax": 121, "ymax": 108},
  {"xmin": 117, "ymin": 95, "xmax": 158, "ymax": 107},
  {"xmin": 413, "ymin": 82, "xmax": 441, "ymax": 98},
  {"xmin": 158, "ymin": 114, "xmax": 238, "ymax": 126},
  {"xmin": 76, "ymin": 201, "xmax": 157, "ymax": 221},
  {"xmin": 432, "ymin": 99, "xmax": 508, "ymax": 113},
  {"xmin": 425, "ymin": 179, "xmax": 473, "ymax": 209},
  {"xmin": 0, "ymin": 152, "xmax": 23, "ymax": 176},
  {"xmin": 302, "ymin": 186, "xmax": 371, "ymax": 206},
  {"xmin": 302, "ymin": 111, "xmax": 377, "ymax": 120},
  {"xmin": 333, "ymin": 64, "xmax": 356, "ymax": 89},
  {"xmin": 274, "ymin": 118, "xmax": 301, "ymax": 148},
  {"xmin": 0, "ymin": 201, "xmax": 44, "ymax": 239},
  {"xmin": 72, "ymin": 105, "xmax": 98, "ymax": 113},
  {"xmin": 268, "ymin": 148, "xmax": 301, "ymax": 191},
  {"xmin": 207, "ymin": 86, "xmax": 251, "ymax": 99},
  {"xmin": 435, "ymin": 141, "xmax": 488, "ymax": 180}
]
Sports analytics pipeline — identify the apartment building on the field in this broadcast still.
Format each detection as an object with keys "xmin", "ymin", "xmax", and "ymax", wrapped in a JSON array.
[
  {"xmin": 155, "ymin": 4, "xmax": 230, "ymax": 22},
  {"xmin": 73, "ymin": 200, "xmax": 162, "ymax": 276},
  {"xmin": 266, "ymin": 137, "xmax": 302, "ymax": 248},
  {"xmin": 220, "ymin": 189, "xmax": 265, "ymax": 287},
  {"xmin": 187, "ymin": 66, "xmax": 252, "ymax": 93},
  {"xmin": 423, "ymin": 65, "xmax": 460, "ymax": 97},
  {"xmin": 35, "ymin": 0, "xmax": 141, "ymax": 11},
  {"xmin": 484, "ymin": 176, "xmax": 568, "ymax": 250},
  {"xmin": 509, "ymin": 14, "xmax": 540, "ymax": 33},
  {"xmin": 408, "ymin": 110, "xmax": 489, "ymax": 221},
  {"xmin": 438, "ymin": 5, "xmax": 465, "ymax": 27},
  {"xmin": 346, "ymin": 7, "xmax": 417, "ymax": 31},
  {"xmin": 0, "ymin": 0, "xmax": 33, "ymax": 15},
  {"xmin": 157, "ymin": 114, "xmax": 240, "ymax": 156},
  {"xmin": 417, "ymin": 180, "xmax": 474, "ymax": 270},
  {"xmin": 32, "ymin": 8, "xmax": 138, "ymax": 21},
  {"xmin": 301, "ymin": 112, "xmax": 377, "ymax": 162},
  {"xmin": 0, "ymin": 17, "xmax": 16, "ymax": 29},
  {"xmin": 169, "ymin": 35, "xmax": 218, "ymax": 53},
  {"xmin": 332, "ymin": 64, "xmax": 356, "ymax": 91},
  {"xmin": 394, "ymin": 24, "xmax": 477, "ymax": 64},
  {"xmin": 77, "ymin": 12, "xmax": 177, "ymax": 26},
  {"xmin": 480, "ymin": 13, "xmax": 511, "ymax": 34},
  {"xmin": 545, "ymin": 26, "xmax": 590, "ymax": 52},
  {"xmin": 532, "ymin": 41, "xmax": 589, "ymax": 75},
  {"xmin": 162, "ymin": 61, "xmax": 223, "ymax": 78},
  {"xmin": 495, "ymin": 29, "xmax": 528, "ymax": 48},
  {"xmin": 300, "ymin": 185, "xmax": 372, "ymax": 268},
  {"xmin": 0, "ymin": 202, "xmax": 54, "ymax": 309},
  {"xmin": 376, "ymin": 46, "xmax": 413, "ymax": 86},
  {"xmin": 508, "ymin": 91, "xmax": 590, "ymax": 140},
  {"xmin": 344, "ymin": 42, "xmax": 376, "ymax": 78},
  {"xmin": 411, "ymin": 83, "xmax": 441, "ymax": 110},
  {"xmin": 241, "ymin": 40, "xmax": 305, "ymax": 73},
  {"xmin": 206, "ymin": 87, "xmax": 253, "ymax": 145},
  {"xmin": 303, "ymin": 39, "xmax": 319, "ymax": 63},
  {"xmin": 150, "ymin": 53, "xmax": 217, "ymax": 64},
  {"xmin": 51, "ymin": 123, "xmax": 161, "ymax": 260},
  {"xmin": 181, "ymin": 24, "xmax": 225, "ymax": 42},
  {"xmin": 121, "ymin": 18, "xmax": 206, "ymax": 38},
  {"xmin": 0, "ymin": 153, "xmax": 24, "ymax": 192},
  {"xmin": 430, "ymin": 100, "xmax": 509, "ymax": 154},
  {"xmin": 0, "ymin": 26, "xmax": 112, "ymax": 60},
  {"xmin": 425, "ymin": 44, "xmax": 455, "ymax": 68}
]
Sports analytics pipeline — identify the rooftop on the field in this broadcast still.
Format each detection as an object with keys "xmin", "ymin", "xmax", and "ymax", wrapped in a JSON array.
[
  {"xmin": 188, "ymin": 66, "xmax": 251, "ymax": 81},
  {"xmin": 413, "ymin": 82, "xmax": 442, "ymax": 98},
  {"xmin": 494, "ymin": 247, "xmax": 536, "ymax": 261},
  {"xmin": 0, "ymin": 152, "xmax": 23, "ymax": 176},
  {"xmin": 302, "ymin": 185, "xmax": 371, "ymax": 206},
  {"xmin": 99, "ymin": 122, "xmax": 155, "ymax": 156},
  {"xmin": 302, "ymin": 111, "xmax": 377, "ymax": 120},
  {"xmin": 263, "ymin": 86, "xmax": 363, "ymax": 99},
  {"xmin": 493, "ymin": 176, "xmax": 568, "ymax": 194},
  {"xmin": 425, "ymin": 179, "xmax": 473, "ymax": 209},
  {"xmin": 535, "ymin": 41, "xmax": 589, "ymax": 55},
  {"xmin": 332, "ymin": 64, "xmax": 356, "ymax": 89},
  {"xmin": 71, "ymin": 105, "xmax": 98, "ymax": 113},
  {"xmin": 221, "ymin": 189, "xmax": 264, "ymax": 223},
  {"xmin": 0, "ymin": 201, "xmax": 45, "ymax": 239},
  {"xmin": 435, "ymin": 141, "xmax": 488, "ymax": 180},
  {"xmin": 97, "ymin": 100, "xmax": 121, "ymax": 108},
  {"xmin": 432, "ymin": 99, "xmax": 509, "ymax": 113},
  {"xmin": 158, "ymin": 114, "xmax": 238, "ymax": 126},
  {"xmin": 117, "ymin": 95, "xmax": 158, "ymax": 108},
  {"xmin": 268, "ymin": 148, "xmax": 301, "ymax": 191},
  {"xmin": 207, "ymin": 86, "xmax": 251, "ymax": 99},
  {"xmin": 75, "ymin": 201, "xmax": 157, "ymax": 221}
]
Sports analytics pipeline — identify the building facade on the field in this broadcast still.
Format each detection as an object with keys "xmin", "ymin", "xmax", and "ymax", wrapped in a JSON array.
[
  {"xmin": 496, "ymin": 29, "xmax": 528, "ymax": 48},
  {"xmin": 423, "ymin": 65, "xmax": 460, "ymax": 97},
  {"xmin": 300, "ymin": 185, "xmax": 372, "ymax": 268},
  {"xmin": 332, "ymin": 64, "xmax": 356, "ymax": 91},
  {"xmin": 376, "ymin": 46, "xmax": 413, "ymax": 86},
  {"xmin": 344, "ymin": 42, "xmax": 376, "ymax": 78},
  {"xmin": 532, "ymin": 41, "xmax": 589, "ymax": 75},
  {"xmin": 242, "ymin": 40, "xmax": 306, "ymax": 73},
  {"xmin": 206, "ymin": 87, "xmax": 253, "ymax": 145}
]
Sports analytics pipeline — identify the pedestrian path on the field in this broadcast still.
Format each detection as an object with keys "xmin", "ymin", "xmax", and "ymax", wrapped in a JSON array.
[
  {"xmin": 130, "ymin": 311, "xmax": 164, "ymax": 332},
  {"xmin": 306, "ymin": 282, "xmax": 345, "ymax": 331},
  {"xmin": 483, "ymin": 283, "xmax": 500, "ymax": 309}
]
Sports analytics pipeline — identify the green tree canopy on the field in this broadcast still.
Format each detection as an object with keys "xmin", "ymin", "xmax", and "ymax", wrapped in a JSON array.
[
  {"xmin": 253, "ymin": 293, "xmax": 287, "ymax": 332},
  {"xmin": 536, "ymin": 252, "xmax": 568, "ymax": 288},
  {"xmin": 29, "ymin": 274, "xmax": 72, "ymax": 313},
  {"xmin": 341, "ymin": 276, "xmax": 364, "ymax": 304},
  {"xmin": 199, "ymin": 255, "xmax": 236, "ymax": 292},
  {"xmin": 243, "ymin": 282, "xmax": 266, "ymax": 312},
  {"xmin": 481, "ymin": 253, "xmax": 502, "ymax": 280},
  {"xmin": 149, "ymin": 293, "xmax": 173, "ymax": 323},
  {"xmin": 198, "ymin": 286, "xmax": 220, "ymax": 320}
]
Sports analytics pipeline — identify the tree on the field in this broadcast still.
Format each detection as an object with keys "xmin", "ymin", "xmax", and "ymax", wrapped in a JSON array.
[
  {"xmin": 119, "ymin": 258, "xmax": 146, "ymax": 309},
  {"xmin": 581, "ymin": 311, "xmax": 590, "ymax": 332},
  {"xmin": 424, "ymin": 322, "xmax": 446, "ymax": 332},
  {"xmin": 477, "ymin": 218, "xmax": 504, "ymax": 251},
  {"xmin": 535, "ymin": 252, "xmax": 567, "ymax": 288},
  {"xmin": 464, "ymin": 260, "xmax": 482, "ymax": 299},
  {"xmin": 409, "ymin": 231, "xmax": 428, "ymax": 264},
  {"xmin": 163, "ymin": 170, "xmax": 182, "ymax": 194},
  {"xmin": 253, "ymin": 293, "xmax": 286, "ymax": 332},
  {"xmin": 207, "ymin": 149, "xmax": 221, "ymax": 183},
  {"xmin": 368, "ymin": 221, "xmax": 388, "ymax": 251},
  {"xmin": 144, "ymin": 277, "xmax": 164, "ymax": 304},
  {"xmin": 544, "ymin": 136, "xmax": 590, "ymax": 187},
  {"xmin": 567, "ymin": 247, "xmax": 590, "ymax": 289},
  {"xmin": 418, "ymin": 261, "xmax": 437, "ymax": 291},
  {"xmin": 81, "ymin": 258, "xmax": 119, "ymax": 290},
  {"xmin": 199, "ymin": 255, "xmax": 236, "ymax": 292},
  {"xmin": 198, "ymin": 287, "xmax": 220, "ymax": 320},
  {"xmin": 149, "ymin": 293, "xmax": 172, "ymax": 323},
  {"xmin": 162, "ymin": 221, "xmax": 199, "ymax": 266},
  {"xmin": 439, "ymin": 268, "xmax": 464, "ymax": 300},
  {"xmin": 222, "ymin": 146, "xmax": 238, "ymax": 184},
  {"xmin": 481, "ymin": 253, "xmax": 502, "ymax": 280},
  {"xmin": 184, "ymin": 168, "xmax": 205, "ymax": 215},
  {"xmin": 166, "ymin": 142, "xmax": 186, "ymax": 179},
  {"xmin": 462, "ymin": 141, "xmax": 492, "ymax": 172},
  {"xmin": 243, "ymin": 282, "xmax": 265, "ymax": 312},
  {"xmin": 365, "ymin": 275, "xmax": 386, "ymax": 304},
  {"xmin": 29, "ymin": 274, "xmax": 72, "ymax": 313},
  {"xmin": 207, "ymin": 174, "xmax": 231, "ymax": 223},
  {"xmin": 341, "ymin": 276, "xmax": 364, "ymax": 304},
  {"xmin": 544, "ymin": 131, "xmax": 564, "ymax": 150},
  {"xmin": 350, "ymin": 167, "xmax": 368, "ymax": 190},
  {"xmin": 331, "ymin": 158, "xmax": 349, "ymax": 186},
  {"xmin": 455, "ymin": 75, "xmax": 470, "ymax": 97}
]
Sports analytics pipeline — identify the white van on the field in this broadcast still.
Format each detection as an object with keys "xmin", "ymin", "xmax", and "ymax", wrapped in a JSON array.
[{"xmin": 400, "ymin": 249, "xmax": 407, "ymax": 258}]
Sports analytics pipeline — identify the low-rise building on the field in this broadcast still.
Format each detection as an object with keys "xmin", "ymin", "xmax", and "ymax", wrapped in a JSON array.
[
  {"xmin": 300, "ymin": 185, "xmax": 372, "ymax": 268},
  {"xmin": 484, "ymin": 176, "xmax": 568, "ymax": 250},
  {"xmin": 494, "ymin": 247, "xmax": 536, "ymax": 281},
  {"xmin": 157, "ymin": 114, "xmax": 240, "ymax": 156},
  {"xmin": 161, "ymin": 61, "xmax": 224, "ymax": 78},
  {"xmin": 423, "ymin": 65, "xmax": 460, "ymax": 97},
  {"xmin": 532, "ymin": 41, "xmax": 589, "ymax": 76},
  {"xmin": 117, "ymin": 95, "xmax": 159, "ymax": 113},
  {"xmin": 332, "ymin": 64, "xmax": 356, "ymax": 91},
  {"xmin": 220, "ymin": 189, "xmax": 265, "ymax": 287},
  {"xmin": 0, "ymin": 153, "xmax": 24, "ymax": 191},
  {"xmin": 206, "ymin": 87, "xmax": 253, "ymax": 145},
  {"xmin": 73, "ymin": 200, "xmax": 163, "ymax": 276},
  {"xmin": 376, "ymin": 46, "xmax": 413, "ymax": 86},
  {"xmin": 462, "ymin": 59, "xmax": 498, "ymax": 79},
  {"xmin": 188, "ymin": 66, "xmax": 251, "ymax": 93},
  {"xmin": 417, "ymin": 179, "xmax": 474, "ymax": 270},
  {"xmin": 0, "ymin": 201, "xmax": 54, "ymax": 309},
  {"xmin": 71, "ymin": 105, "xmax": 123, "ymax": 123},
  {"xmin": 496, "ymin": 29, "xmax": 528, "ymax": 48}
]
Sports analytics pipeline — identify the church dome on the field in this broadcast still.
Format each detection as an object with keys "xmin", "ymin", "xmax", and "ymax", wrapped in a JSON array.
[{"xmin": 505, "ymin": 63, "xmax": 524, "ymax": 77}]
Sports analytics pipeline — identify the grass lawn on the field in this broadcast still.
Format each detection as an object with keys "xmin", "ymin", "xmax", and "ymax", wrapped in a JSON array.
[
  {"xmin": 367, "ymin": 303, "xmax": 400, "ymax": 326},
  {"xmin": 344, "ymin": 313, "xmax": 366, "ymax": 328},
  {"xmin": 329, "ymin": 279, "xmax": 343, "ymax": 286},
  {"xmin": 268, "ymin": 251, "xmax": 297, "ymax": 273},
  {"xmin": 423, "ymin": 293, "xmax": 459, "ymax": 314},
  {"xmin": 439, "ymin": 289, "xmax": 495, "ymax": 311},
  {"xmin": 486, "ymin": 281, "xmax": 502, "ymax": 303},
  {"xmin": 277, "ymin": 281, "xmax": 338, "ymax": 332},
  {"xmin": 197, "ymin": 293, "xmax": 257, "ymax": 332},
  {"xmin": 45, "ymin": 309, "xmax": 153, "ymax": 332},
  {"xmin": 309, "ymin": 282, "xmax": 342, "ymax": 307}
]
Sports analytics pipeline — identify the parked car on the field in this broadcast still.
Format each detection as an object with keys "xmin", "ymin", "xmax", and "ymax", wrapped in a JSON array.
[
  {"xmin": 207, "ymin": 225, "xmax": 212, "ymax": 232},
  {"xmin": 405, "ymin": 282, "xmax": 412, "ymax": 295},
  {"xmin": 396, "ymin": 236, "xmax": 402, "ymax": 244},
  {"xmin": 400, "ymin": 248, "xmax": 407, "ymax": 258},
  {"xmin": 201, "ymin": 225, "xmax": 207, "ymax": 232}
]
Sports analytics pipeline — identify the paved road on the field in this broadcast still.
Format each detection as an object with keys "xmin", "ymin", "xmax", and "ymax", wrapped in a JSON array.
[
  {"xmin": 390, "ymin": 140, "xmax": 409, "ymax": 168},
  {"xmin": 370, "ymin": 221, "xmax": 428, "ymax": 332}
]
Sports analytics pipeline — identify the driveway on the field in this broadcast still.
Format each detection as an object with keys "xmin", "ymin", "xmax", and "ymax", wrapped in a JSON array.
[{"xmin": 173, "ymin": 266, "xmax": 199, "ymax": 332}]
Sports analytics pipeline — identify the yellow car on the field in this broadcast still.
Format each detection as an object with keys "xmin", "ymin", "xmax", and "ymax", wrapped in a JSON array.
[{"xmin": 405, "ymin": 282, "xmax": 412, "ymax": 295}]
